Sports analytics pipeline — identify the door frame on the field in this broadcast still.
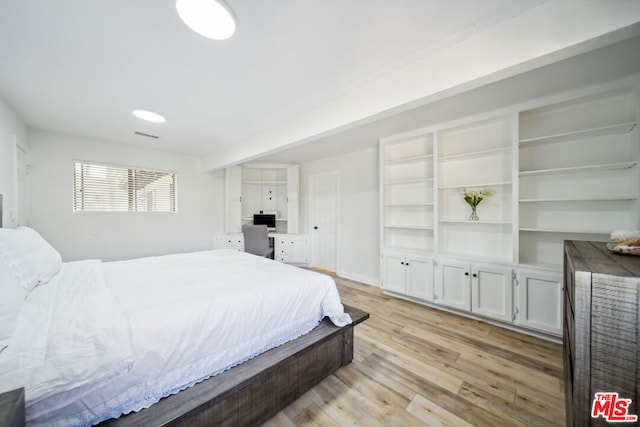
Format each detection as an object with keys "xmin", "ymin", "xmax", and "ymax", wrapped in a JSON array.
[
  {"xmin": 308, "ymin": 171, "xmax": 340, "ymax": 272},
  {"xmin": 13, "ymin": 135, "xmax": 30, "ymax": 226}
]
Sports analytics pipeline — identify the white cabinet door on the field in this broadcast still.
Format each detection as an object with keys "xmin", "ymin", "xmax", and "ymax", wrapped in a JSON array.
[
  {"xmin": 225, "ymin": 166, "xmax": 242, "ymax": 233},
  {"xmin": 517, "ymin": 269, "xmax": 563, "ymax": 336},
  {"xmin": 405, "ymin": 255, "xmax": 434, "ymax": 302},
  {"xmin": 435, "ymin": 259, "xmax": 471, "ymax": 311},
  {"xmin": 382, "ymin": 252, "xmax": 406, "ymax": 293},
  {"xmin": 287, "ymin": 165, "xmax": 299, "ymax": 234},
  {"xmin": 287, "ymin": 235, "xmax": 308, "ymax": 264},
  {"xmin": 471, "ymin": 263, "xmax": 513, "ymax": 322},
  {"xmin": 262, "ymin": 185, "xmax": 277, "ymax": 212}
]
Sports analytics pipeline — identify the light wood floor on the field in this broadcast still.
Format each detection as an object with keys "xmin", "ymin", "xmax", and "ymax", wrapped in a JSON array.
[{"xmin": 263, "ymin": 275, "xmax": 565, "ymax": 427}]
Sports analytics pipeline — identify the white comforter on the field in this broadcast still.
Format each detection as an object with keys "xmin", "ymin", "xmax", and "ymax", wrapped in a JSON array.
[{"xmin": 0, "ymin": 249, "xmax": 351, "ymax": 426}]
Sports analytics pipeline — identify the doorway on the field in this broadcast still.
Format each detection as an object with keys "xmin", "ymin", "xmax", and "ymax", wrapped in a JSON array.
[{"xmin": 309, "ymin": 172, "xmax": 338, "ymax": 273}]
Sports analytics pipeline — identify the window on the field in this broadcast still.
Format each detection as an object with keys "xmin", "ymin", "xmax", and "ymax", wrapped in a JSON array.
[{"xmin": 73, "ymin": 161, "xmax": 177, "ymax": 212}]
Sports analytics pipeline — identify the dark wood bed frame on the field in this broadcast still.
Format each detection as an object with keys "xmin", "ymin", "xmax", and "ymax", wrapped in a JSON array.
[{"xmin": 100, "ymin": 305, "xmax": 368, "ymax": 426}]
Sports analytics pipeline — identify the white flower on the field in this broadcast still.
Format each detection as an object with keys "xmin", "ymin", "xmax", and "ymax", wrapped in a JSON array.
[{"xmin": 462, "ymin": 187, "xmax": 494, "ymax": 208}]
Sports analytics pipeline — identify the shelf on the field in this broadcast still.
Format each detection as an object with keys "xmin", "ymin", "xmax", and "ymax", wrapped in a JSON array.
[
  {"xmin": 385, "ymin": 154, "xmax": 434, "ymax": 165},
  {"xmin": 438, "ymin": 146, "xmax": 511, "ymax": 162},
  {"xmin": 440, "ymin": 219, "xmax": 512, "ymax": 225},
  {"xmin": 384, "ymin": 245, "xmax": 434, "ymax": 253},
  {"xmin": 519, "ymin": 197, "xmax": 636, "ymax": 203},
  {"xmin": 519, "ymin": 227, "xmax": 610, "ymax": 234},
  {"xmin": 243, "ymin": 217, "xmax": 288, "ymax": 222},
  {"xmin": 518, "ymin": 261, "xmax": 563, "ymax": 272},
  {"xmin": 384, "ymin": 178, "xmax": 433, "ymax": 185},
  {"xmin": 384, "ymin": 203, "xmax": 434, "ymax": 207},
  {"xmin": 519, "ymin": 121, "xmax": 637, "ymax": 146},
  {"xmin": 439, "ymin": 181, "xmax": 512, "ymax": 190},
  {"xmin": 520, "ymin": 161, "xmax": 638, "ymax": 176},
  {"xmin": 384, "ymin": 225, "xmax": 434, "ymax": 230},
  {"xmin": 243, "ymin": 180, "xmax": 287, "ymax": 185},
  {"xmin": 438, "ymin": 251, "xmax": 512, "ymax": 264}
]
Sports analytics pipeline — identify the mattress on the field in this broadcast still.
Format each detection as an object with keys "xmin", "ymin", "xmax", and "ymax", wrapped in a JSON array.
[{"xmin": 0, "ymin": 249, "xmax": 351, "ymax": 426}]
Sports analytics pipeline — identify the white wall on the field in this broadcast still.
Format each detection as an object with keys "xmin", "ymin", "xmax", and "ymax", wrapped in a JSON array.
[
  {"xmin": 28, "ymin": 130, "xmax": 224, "ymax": 261},
  {"xmin": 0, "ymin": 96, "xmax": 28, "ymax": 228},
  {"xmin": 300, "ymin": 146, "xmax": 379, "ymax": 285}
]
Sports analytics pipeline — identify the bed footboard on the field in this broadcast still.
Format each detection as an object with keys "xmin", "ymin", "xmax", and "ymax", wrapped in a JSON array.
[{"xmin": 103, "ymin": 305, "xmax": 368, "ymax": 426}]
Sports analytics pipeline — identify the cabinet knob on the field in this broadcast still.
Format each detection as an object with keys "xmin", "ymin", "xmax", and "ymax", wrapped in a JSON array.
[
  {"xmin": 472, "ymin": 273, "xmax": 477, "ymax": 278},
  {"xmin": 400, "ymin": 261, "xmax": 405, "ymax": 265},
  {"xmin": 465, "ymin": 272, "xmax": 469, "ymax": 276},
  {"xmin": 406, "ymin": 263, "xmax": 410, "ymax": 266},
  {"xmin": 314, "ymin": 226, "xmax": 318, "ymax": 230}
]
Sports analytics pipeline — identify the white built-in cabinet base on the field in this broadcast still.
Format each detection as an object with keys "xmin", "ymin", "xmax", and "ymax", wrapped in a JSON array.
[
  {"xmin": 382, "ymin": 251, "xmax": 563, "ymax": 340},
  {"xmin": 213, "ymin": 233, "xmax": 309, "ymax": 265}
]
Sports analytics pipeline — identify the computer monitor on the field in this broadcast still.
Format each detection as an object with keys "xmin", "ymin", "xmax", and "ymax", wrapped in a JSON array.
[{"xmin": 253, "ymin": 213, "xmax": 276, "ymax": 230}]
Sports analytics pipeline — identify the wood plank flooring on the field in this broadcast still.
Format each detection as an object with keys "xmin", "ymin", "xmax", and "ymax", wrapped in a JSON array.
[{"xmin": 262, "ymin": 275, "xmax": 565, "ymax": 427}]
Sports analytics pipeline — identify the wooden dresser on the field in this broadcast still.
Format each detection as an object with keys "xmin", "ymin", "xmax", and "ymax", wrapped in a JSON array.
[
  {"xmin": 564, "ymin": 241, "xmax": 640, "ymax": 426},
  {"xmin": 0, "ymin": 388, "xmax": 24, "ymax": 427}
]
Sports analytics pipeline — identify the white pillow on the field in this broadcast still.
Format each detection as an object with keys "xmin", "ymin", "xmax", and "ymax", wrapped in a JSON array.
[
  {"xmin": 0, "ymin": 254, "xmax": 28, "ymax": 348},
  {"xmin": 0, "ymin": 226, "xmax": 62, "ymax": 292}
]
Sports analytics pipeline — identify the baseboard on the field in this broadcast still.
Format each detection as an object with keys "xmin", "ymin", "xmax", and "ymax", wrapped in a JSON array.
[{"xmin": 336, "ymin": 270, "xmax": 380, "ymax": 287}]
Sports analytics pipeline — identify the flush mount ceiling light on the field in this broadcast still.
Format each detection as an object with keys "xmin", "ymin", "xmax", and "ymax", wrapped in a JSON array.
[
  {"xmin": 176, "ymin": 0, "xmax": 236, "ymax": 40},
  {"xmin": 133, "ymin": 109, "xmax": 166, "ymax": 123}
]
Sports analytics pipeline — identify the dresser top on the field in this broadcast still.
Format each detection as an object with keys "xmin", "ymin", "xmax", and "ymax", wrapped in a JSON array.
[{"xmin": 565, "ymin": 240, "xmax": 640, "ymax": 278}]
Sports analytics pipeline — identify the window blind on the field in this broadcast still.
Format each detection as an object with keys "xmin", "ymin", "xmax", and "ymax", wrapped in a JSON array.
[{"xmin": 73, "ymin": 161, "xmax": 177, "ymax": 212}]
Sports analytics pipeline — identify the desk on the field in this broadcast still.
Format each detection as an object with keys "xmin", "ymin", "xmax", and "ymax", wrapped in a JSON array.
[{"xmin": 213, "ymin": 233, "xmax": 309, "ymax": 265}]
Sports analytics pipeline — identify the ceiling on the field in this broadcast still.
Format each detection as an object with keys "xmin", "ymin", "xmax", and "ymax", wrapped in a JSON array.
[{"xmin": 1, "ymin": 1, "xmax": 640, "ymax": 170}]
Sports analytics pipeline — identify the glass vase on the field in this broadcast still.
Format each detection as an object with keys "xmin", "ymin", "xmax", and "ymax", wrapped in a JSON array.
[{"xmin": 469, "ymin": 206, "xmax": 479, "ymax": 221}]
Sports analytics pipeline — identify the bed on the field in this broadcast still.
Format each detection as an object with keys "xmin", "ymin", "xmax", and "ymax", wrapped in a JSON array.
[{"xmin": 0, "ymin": 226, "xmax": 367, "ymax": 426}]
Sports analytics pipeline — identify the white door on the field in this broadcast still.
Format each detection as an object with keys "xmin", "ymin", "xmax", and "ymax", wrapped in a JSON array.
[
  {"xmin": 435, "ymin": 259, "xmax": 471, "ymax": 311},
  {"xmin": 310, "ymin": 172, "xmax": 338, "ymax": 272},
  {"xmin": 471, "ymin": 263, "xmax": 513, "ymax": 322},
  {"xmin": 15, "ymin": 140, "xmax": 29, "ymax": 226}
]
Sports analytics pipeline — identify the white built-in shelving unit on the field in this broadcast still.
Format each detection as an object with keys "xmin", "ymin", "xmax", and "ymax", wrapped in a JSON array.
[
  {"xmin": 380, "ymin": 133, "xmax": 436, "ymax": 302},
  {"xmin": 380, "ymin": 77, "xmax": 640, "ymax": 339},
  {"xmin": 224, "ymin": 163, "xmax": 299, "ymax": 234},
  {"xmin": 518, "ymin": 88, "xmax": 639, "ymax": 270},
  {"xmin": 437, "ymin": 114, "xmax": 514, "ymax": 263},
  {"xmin": 381, "ymin": 134, "xmax": 434, "ymax": 253},
  {"xmin": 218, "ymin": 163, "xmax": 306, "ymax": 264}
]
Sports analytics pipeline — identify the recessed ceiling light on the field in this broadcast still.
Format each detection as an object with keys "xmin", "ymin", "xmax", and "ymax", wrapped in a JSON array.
[
  {"xmin": 176, "ymin": 0, "xmax": 236, "ymax": 40},
  {"xmin": 133, "ymin": 109, "xmax": 166, "ymax": 123}
]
